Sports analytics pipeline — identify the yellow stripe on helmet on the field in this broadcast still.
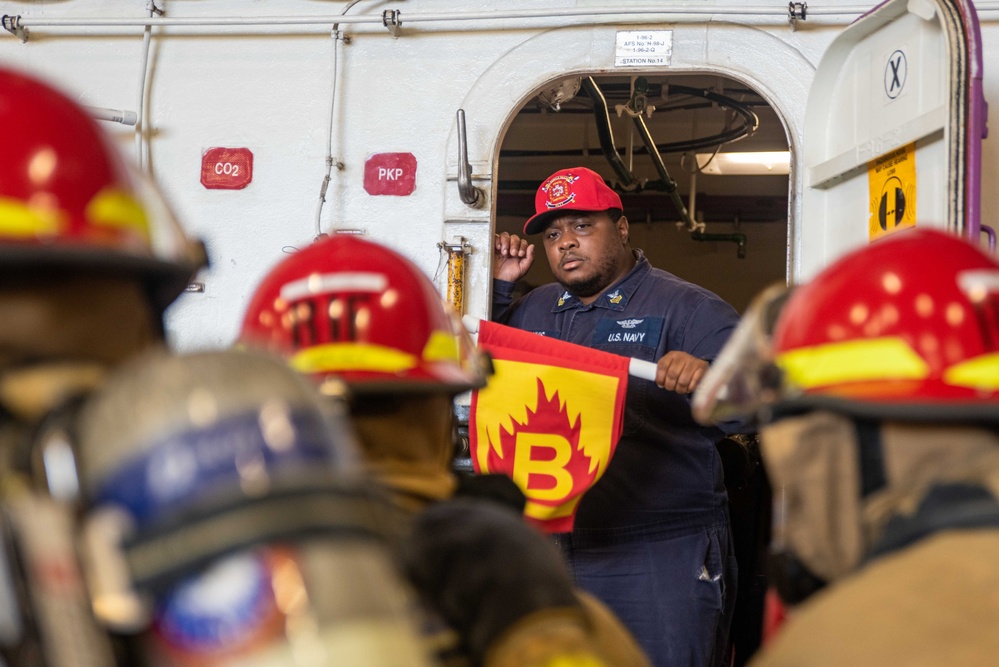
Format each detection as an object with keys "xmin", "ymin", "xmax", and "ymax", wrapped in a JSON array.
[
  {"xmin": 421, "ymin": 330, "xmax": 460, "ymax": 363},
  {"xmin": 944, "ymin": 352, "xmax": 999, "ymax": 391},
  {"xmin": 85, "ymin": 188, "xmax": 151, "ymax": 243},
  {"xmin": 0, "ymin": 197, "xmax": 63, "ymax": 237},
  {"xmin": 777, "ymin": 337, "xmax": 929, "ymax": 390},
  {"xmin": 290, "ymin": 343, "xmax": 417, "ymax": 375}
]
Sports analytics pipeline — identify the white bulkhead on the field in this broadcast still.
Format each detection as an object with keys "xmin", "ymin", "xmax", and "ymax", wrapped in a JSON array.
[{"xmin": 0, "ymin": 0, "xmax": 995, "ymax": 350}]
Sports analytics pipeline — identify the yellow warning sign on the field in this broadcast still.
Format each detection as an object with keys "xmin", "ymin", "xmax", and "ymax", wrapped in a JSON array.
[{"xmin": 868, "ymin": 142, "xmax": 917, "ymax": 240}]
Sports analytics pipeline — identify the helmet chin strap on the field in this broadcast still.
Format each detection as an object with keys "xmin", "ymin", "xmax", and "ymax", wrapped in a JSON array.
[{"xmin": 855, "ymin": 418, "xmax": 888, "ymax": 498}]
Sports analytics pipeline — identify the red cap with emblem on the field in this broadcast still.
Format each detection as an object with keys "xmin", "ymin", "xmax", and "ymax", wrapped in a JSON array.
[{"xmin": 523, "ymin": 167, "xmax": 623, "ymax": 235}]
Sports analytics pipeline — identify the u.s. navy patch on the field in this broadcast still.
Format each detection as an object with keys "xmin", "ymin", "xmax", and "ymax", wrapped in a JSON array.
[{"xmin": 593, "ymin": 316, "xmax": 663, "ymax": 346}]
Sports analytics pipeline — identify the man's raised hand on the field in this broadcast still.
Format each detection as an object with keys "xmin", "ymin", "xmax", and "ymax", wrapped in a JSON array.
[{"xmin": 494, "ymin": 232, "xmax": 535, "ymax": 283}]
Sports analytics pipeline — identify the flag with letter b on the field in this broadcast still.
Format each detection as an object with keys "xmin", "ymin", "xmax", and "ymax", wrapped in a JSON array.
[{"xmin": 470, "ymin": 321, "xmax": 629, "ymax": 533}]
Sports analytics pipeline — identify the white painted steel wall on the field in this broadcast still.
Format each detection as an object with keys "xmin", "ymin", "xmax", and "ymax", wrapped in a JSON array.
[{"xmin": 1, "ymin": 1, "xmax": 996, "ymax": 350}]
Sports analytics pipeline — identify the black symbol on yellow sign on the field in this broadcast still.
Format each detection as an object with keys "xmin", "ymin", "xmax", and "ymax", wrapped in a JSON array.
[
  {"xmin": 878, "ymin": 176, "xmax": 907, "ymax": 231},
  {"xmin": 868, "ymin": 142, "xmax": 916, "ymax": 240},
  {"xmin": 885, "ymin": 50, "xmax": 906, "ymax": 100}
]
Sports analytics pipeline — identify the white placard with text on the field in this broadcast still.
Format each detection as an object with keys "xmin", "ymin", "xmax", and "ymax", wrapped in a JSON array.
[{"xmin": 615, "ymin": 30, "xmax": 673, "ymax": 67}]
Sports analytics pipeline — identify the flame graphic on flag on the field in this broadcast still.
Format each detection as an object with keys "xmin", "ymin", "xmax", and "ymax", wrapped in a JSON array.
[{"xmin": 486, "ymin": 378, "xmax": 599, "ymax": 503}]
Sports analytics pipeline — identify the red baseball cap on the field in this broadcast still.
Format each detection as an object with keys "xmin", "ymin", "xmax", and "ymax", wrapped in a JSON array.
[{"xmin": 523, "ymin": 166, "xmax": 623, "ymax": 235}]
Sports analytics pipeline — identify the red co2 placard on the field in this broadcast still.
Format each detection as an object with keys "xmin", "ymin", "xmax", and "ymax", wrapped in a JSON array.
[{"xmin": 201, "ymin": 147, "xmax": 253, "ymax": 190}]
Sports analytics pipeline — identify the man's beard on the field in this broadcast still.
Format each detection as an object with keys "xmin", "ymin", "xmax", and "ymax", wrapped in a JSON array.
[
  {"xmin": 556, "ymin": 253, "xmax": 624, "ymax": 298},
  {"xmin": 557, "ymin": 272, "xmax": 607, "ymax": 299}
]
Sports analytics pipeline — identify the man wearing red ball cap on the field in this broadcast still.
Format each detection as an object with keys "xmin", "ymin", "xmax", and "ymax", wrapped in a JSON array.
[{"xmin": 493, "ymin": 166, "xmax": 745, "ymax": 667}]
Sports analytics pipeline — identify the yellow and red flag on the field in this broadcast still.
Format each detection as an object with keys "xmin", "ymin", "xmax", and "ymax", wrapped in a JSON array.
[{"xmin": 470, "ymin": 321, "xmax": 629, "ymax": 533}]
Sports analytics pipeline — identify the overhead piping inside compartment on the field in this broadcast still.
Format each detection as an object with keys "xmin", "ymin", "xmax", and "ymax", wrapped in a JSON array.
[
  {"xmin": 506, "ymin": 82, "xmax": 760, "ymax": 158},
  {"xmin": 553, "ymin": 77, "xmax": 757, "ymax": 257},
  {"xmin": 580, "ymin": 77, "xmax": 638, "ymax": 190},
  {"xmin": 623, "ymin": 77, "xmax": 696, "ymax": 232}
]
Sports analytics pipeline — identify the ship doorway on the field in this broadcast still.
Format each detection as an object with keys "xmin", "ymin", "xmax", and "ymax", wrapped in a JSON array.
[
  {"xmin": 494, "ymin": 73, "xmax": 790, "ymax": 314},
  {"xmin": 492, "ymin": 72, "xmax": 787, "ymax": 665}
]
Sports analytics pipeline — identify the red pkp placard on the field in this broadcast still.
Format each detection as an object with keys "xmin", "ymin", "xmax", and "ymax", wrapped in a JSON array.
[
  {"xmin": 201, "ymin": 147, "xmax": 253, "ymax": 190},
  {"xmin": 363, "ymin": 153, "xmax": 417, "ymax": 196}
]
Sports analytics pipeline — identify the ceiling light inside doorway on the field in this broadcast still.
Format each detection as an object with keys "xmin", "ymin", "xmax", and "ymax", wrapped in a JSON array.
[
  {"xmin": 536, "ymin": 77, "xmax": 581, "ymax": 112},
  {"xmin": 695, "ymin": 151, "xmax": 790, "ymax": 175}
]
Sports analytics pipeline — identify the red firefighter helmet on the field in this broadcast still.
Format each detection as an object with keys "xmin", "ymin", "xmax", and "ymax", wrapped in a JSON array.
[
  {"xmin": 694, "ymin": 228, "xmax": 999, "ymax": 424},
  {"xmin": 240, "ymin": 234, "xmax": 489, "ymax": 395},
  {"xmin": 773, "ymin": 227, "xmax": 998, "ymax": 417},
  {"xmin": 0, "ymin": 66, "xmax": 205, "ymax": 311}
]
